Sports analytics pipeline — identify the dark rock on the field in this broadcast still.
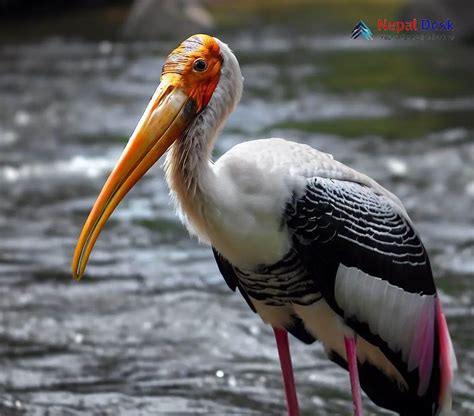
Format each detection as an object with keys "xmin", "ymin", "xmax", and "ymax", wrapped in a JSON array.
[{"xmin": 122, "ymin": 0, "xmax": 214, "ymax": 41}]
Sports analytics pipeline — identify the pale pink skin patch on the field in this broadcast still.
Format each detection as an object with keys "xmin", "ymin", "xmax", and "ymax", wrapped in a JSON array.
[{"xmin": 436, "ymin": 298, "xmax": 454, "ymax": 409}]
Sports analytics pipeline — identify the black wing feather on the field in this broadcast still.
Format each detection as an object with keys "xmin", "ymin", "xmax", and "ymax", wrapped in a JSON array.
[
  {"xmin": 212, "ymin": 247, "xmax": 237, "ymax": 291},
  {"xmin": 212, "ymin": 247, "xmax": 257, "ymax": 313},
  {"xmin": 285, "ymin": 177, "xmax": 436, "ymax": 298},
  {"xmin": 284, "ymin": 177, "xmax": 441, "ymax": 414}
]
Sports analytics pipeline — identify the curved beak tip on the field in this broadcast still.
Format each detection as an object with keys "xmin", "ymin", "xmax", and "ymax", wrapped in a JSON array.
[{"xmin": 72, "ymin": 266, "xmax": 83, "ymax": 281}]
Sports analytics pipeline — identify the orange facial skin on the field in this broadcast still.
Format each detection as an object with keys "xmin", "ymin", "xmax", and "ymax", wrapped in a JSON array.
[{"xmin": 161, "ymin": 34, "xmax": 222, "ymax": 112}]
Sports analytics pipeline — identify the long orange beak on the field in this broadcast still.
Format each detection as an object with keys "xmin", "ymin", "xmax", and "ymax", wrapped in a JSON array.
[{"xmin": 72, "ymin": 78, "xmax": 197, "ymax": 280}]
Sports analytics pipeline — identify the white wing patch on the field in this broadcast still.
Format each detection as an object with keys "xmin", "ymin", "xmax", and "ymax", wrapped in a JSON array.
[{"xmin": 335, "ymin": 264, "xmax": 436, "ymax": 395}]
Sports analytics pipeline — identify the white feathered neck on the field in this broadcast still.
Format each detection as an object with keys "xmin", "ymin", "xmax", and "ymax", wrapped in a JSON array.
[{"xmin": 164, "ymin": 38, "xmax": 243, "ymax": 240}]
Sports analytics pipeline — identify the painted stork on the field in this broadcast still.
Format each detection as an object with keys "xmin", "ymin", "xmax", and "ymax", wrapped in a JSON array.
[{"xmin": 72, "ymin": 34, "xmax": 456, "ymax": 415}]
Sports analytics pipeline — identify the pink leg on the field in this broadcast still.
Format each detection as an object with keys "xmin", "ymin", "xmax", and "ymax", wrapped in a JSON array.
[
  {"xmin": 273, "ymin": 327, "xmax": 300, "ymax": 416},
  {"xmin": 344, "ymin": 334, "xmax": 363, "ymax": 416}
]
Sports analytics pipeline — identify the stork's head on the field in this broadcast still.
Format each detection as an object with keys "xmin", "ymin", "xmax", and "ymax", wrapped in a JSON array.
[{"xmin": 72, "ymin": 34, "xmax": 242, "ymax": 279}]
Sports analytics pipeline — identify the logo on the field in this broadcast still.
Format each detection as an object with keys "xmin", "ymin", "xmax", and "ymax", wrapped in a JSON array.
[
  {"xmin": 351, "ymin": 18, "xmax": 455, "ymax": 41},
  {"xmin": 351, "ymin": 20, "xmax": 373, "ymax": 40}
]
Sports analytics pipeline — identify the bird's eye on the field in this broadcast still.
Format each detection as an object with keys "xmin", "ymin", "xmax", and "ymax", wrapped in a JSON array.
[{"xmin": 193, "ymin": 58, "xmax": 208, "ymax": 72}]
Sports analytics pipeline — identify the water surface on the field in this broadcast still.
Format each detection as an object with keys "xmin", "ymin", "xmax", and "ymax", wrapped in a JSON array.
[{"xmin": 0, "ymin": 33, "xmax": 473, "ymax": 415}]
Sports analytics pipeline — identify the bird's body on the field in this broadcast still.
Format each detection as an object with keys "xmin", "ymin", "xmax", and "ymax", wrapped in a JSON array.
[
  {"xmin": 72, "ymin": 34, "xmax": 456, "ymax": 415},
  {"xmin": 169, "ymin": 134, "xmax": 452, "ymax": 414}
]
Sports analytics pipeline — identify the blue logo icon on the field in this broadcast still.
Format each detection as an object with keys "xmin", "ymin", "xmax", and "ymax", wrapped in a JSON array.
[{"xmin": 351, "ymin": 20, "xmax": 373, "ymax": 40}]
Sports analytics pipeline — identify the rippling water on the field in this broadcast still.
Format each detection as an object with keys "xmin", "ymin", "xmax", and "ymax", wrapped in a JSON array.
[{"xmin": 0, "ymin": 33, "xmax": 473, "ymax": 415}]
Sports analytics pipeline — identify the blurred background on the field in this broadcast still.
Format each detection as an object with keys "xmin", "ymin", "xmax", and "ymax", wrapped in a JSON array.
[{"xmin": 0, "ymin": 1, "xmax": 473, "ymax": 415}]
